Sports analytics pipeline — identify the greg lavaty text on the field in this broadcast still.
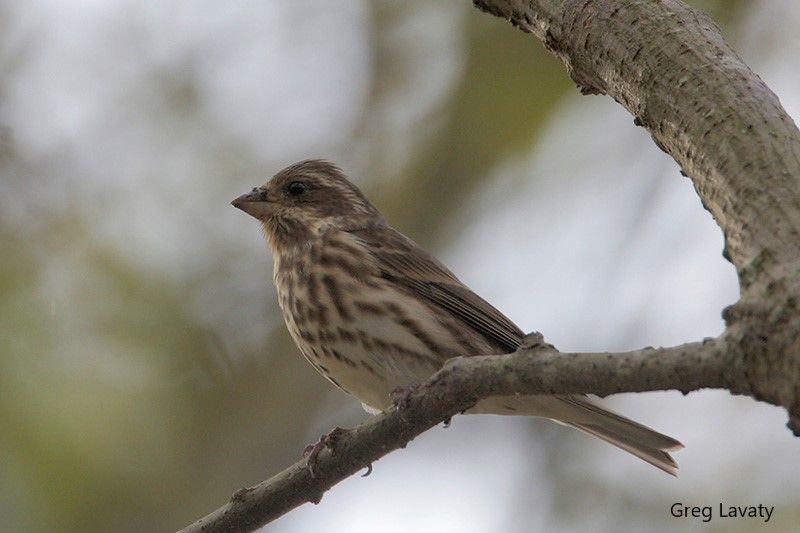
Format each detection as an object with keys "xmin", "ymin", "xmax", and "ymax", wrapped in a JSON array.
[{"xmin": 671, "ymin": 503, "xmax": 774, "ymax": 523}]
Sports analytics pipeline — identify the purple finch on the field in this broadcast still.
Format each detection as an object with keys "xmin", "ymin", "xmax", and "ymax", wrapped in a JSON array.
[{"xmin": 233, "ymin": 159, "xmax": 682, "ymax": 475}]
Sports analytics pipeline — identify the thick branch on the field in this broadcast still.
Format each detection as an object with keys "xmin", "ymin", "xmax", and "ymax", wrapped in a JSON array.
[
  {"xmin": 472, "ymin": 0, "xmax": 800, "ymax": 431},
  {"xmin": 181, "ymin": 335, "xmax": 738, "ymax": 533}
]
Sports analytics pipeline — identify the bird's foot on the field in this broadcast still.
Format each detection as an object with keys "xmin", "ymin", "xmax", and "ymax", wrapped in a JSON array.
[
  {"xmin": 302, "ymin": 426, "xmax": 346, "ymax": 478},
  {"xmin": 390, "ymin": 384, "xmax": 419, "ymax": 410}
]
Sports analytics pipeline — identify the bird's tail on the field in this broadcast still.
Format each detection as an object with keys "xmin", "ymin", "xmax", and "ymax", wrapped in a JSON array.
[{"xmin": 471, "ymin": 395, "xmax": 683, "ymax": 476}]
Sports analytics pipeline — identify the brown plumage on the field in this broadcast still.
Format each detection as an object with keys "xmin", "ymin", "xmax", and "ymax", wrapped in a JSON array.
[{"xmin": 232, "ymin": 159, "xmax": 683, "ymax": 475}]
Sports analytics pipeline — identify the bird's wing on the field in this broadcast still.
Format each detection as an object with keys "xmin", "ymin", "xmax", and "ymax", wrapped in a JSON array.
[{"xmin": 350, "ymin": 225, "xmax": 524, "ymax": 353}]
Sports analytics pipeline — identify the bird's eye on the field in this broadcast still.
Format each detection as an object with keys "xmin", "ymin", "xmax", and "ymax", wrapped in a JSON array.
[{"xmin": 287, "ymin": 181, "xmax": 308, "ymax": 196}]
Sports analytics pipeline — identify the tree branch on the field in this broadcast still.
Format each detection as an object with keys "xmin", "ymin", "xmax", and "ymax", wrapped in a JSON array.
[
  {"xmin": 470, "ymin": 0, "xmax": 800, "ymax": 428},
  {"xmin": 181, "ymin": 335, "xmax": 736, "ymax": 533},
  {"xmin": 182, "ymin": 0, "xmax": 800, "ymax": 530}
]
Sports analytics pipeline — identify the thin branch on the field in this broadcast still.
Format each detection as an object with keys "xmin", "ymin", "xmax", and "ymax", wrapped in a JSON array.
[
  {"xmin": 436, "ymin": 334, "xmax": 742, "ymax": 398},
  {"xmin": 180, "ymin": 335, "xmax": 736, "ymax": 533}
]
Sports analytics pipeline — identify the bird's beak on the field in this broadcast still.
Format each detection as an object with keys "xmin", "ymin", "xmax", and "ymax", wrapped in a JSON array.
[{"xmin": 231, "ymin": 187, "xmax": 273, "ymax": 220}]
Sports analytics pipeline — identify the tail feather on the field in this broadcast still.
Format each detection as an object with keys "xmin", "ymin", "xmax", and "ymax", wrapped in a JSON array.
[
  {"xmin": 567, "ymin": 422, "xmax": 680, "ymax": 476},
  {"xmin": 471, "ymin": 394, "xmax": 683, "ymax": 475},
  {"xmin": 559, "ymin": 395, "xmax": 684, "ymax": 452}
]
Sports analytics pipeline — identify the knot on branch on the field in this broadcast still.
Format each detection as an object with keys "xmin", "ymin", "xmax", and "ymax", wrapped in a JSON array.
[{"xmin": 724, "ymin": 291, "xmax": 800, "ymax": 426}]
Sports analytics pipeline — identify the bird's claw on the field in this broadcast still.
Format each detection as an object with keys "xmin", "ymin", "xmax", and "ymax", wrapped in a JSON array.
[
  {"xmin": 391, "ymin": 384, "xmax": 419, "ymax": 410},
  {"xmin": 303, "ymin": 427, "xmax": 345, "ymax": 478},
  {"xmin": 361, "ymin": 463, "xmax": 373, "ymax": 477}
]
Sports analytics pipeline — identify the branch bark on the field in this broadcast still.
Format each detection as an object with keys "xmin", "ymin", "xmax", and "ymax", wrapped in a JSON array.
[
  {"xmin": 469, "ymin": 0, "xmax": 800, "ymax": 427},
  {"xmin": 182, "ymin": 1, "xmax": 800, "ymax": 531},
  {"xmin": 181, "ymin": 335, "xmax": 738, "ymax": 533}
]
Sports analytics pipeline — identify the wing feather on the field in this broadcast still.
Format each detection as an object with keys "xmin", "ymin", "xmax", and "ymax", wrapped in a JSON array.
[{"xmin": 350, "ymin": 225, "xmax": 524, "ymax": 353}]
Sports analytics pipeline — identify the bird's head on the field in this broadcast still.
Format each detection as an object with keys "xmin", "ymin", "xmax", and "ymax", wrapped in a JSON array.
[{"xmin": 232, "ymin": 159, "xmax": 380, "ymax": 249}]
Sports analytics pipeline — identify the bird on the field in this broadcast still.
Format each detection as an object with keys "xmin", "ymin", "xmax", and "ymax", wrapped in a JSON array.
[{"xmin": 232, "ymin": 159, "xmax": 683, "ymax": 475}]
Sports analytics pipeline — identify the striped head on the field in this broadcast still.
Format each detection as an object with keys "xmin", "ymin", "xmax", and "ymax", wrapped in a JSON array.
[{"xmin": 232, "ymin": 159, "xmax": 381, "ymax": 250}]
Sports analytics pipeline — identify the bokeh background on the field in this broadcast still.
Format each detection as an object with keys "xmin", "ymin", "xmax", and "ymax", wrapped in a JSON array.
[{"xmin": 1, "ymin": 1, "xmax": 799, "ymax": 531}]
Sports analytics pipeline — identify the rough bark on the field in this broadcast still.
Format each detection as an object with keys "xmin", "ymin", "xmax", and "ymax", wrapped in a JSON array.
[{"xmin": 181, "ymin": 1, "xmax": 800, "ymax": 531}]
